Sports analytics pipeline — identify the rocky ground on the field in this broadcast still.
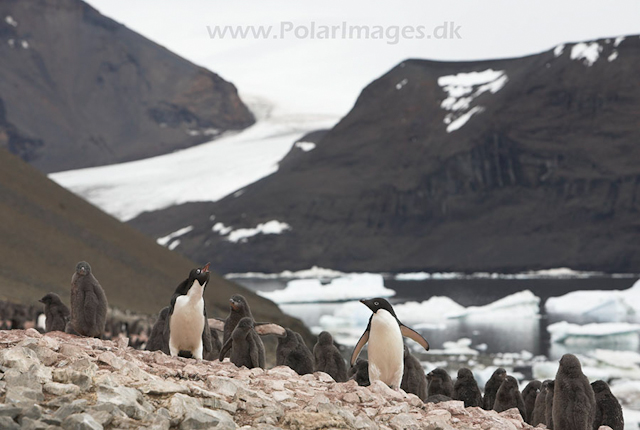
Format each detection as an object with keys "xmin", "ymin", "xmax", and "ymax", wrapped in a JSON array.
[{"xmin": 0, "ymin": 329, "xmax": 585, "ymax": 430}]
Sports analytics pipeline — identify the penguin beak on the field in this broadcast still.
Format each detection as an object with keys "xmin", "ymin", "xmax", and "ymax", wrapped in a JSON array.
[{"xmin": 202, "ymin": 263, "xmax": 210, "ymax": 273}]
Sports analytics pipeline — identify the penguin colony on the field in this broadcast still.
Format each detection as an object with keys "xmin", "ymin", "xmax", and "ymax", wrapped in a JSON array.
[{"xmin": 36, "ymin": 264, "xmax": 625, "ymax": 428}]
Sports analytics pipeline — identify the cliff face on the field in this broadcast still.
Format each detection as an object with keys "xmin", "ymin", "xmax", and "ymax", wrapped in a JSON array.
[
  {"xmin": 0, "ymin": 0, "xmax": 254, "ymax": 173},
  {"xmin": 0, "ymin": 329, "xmax": 539, "ymax": 430},
  {"xmin": 131, "ymin": 35, "xmax": 640, "ymax": 274}
]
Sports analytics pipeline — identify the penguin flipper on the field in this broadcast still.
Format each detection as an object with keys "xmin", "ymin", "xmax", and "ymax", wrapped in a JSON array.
[
  {"xmin": 208, "ymin": 318, "xmax": 226, "ymax": 332},
  {"xmin": 400, "ymin": 324, "xmax": 430, "ymax": 351},
  {"xmin": 254, "ymin": 322, "xmax": 286, "ymax": 337},
  {"xmin": 219, "ymin": 337, "xmax": 233, "ymax": 361},
  {"xmin": 350, "ymin": 329, "xmax": 370, "ymax": 366}
]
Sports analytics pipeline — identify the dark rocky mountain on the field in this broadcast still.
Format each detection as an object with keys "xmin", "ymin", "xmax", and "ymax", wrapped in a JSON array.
[
  {"xmin": 0, "ymin": 0, "xmax": 254, "ymax": 173},
  {"xmin": 130, "ymin": 35, "xmax": 640, "ymax": 274},
  {"xmin": 0, "ymin": 146, "xmax": 308, "ymax": 337}
]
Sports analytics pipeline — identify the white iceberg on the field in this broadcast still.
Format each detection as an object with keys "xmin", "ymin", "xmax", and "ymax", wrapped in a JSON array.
[
  {"xmin": 548, "ymin": 321, "xmax": 640, "ymax": 345},
  {"xmin": 545, "ymin": 279, "xmax": 640, "ymax": 322},
  {"xmin": 447, "ymin": 290, "xmax": 540, "ymax": 319},
  {"xmin": 393, "ymin": 297, "xmax": 465, "ymax": 326},
  {"xmin": 257, "ymin": 273, "xmax": 394, "ymax": 304}
]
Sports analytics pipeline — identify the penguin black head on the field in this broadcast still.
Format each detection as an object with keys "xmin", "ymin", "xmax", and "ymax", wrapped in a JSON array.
[
  {"xmin": 230, "ymin": 295, "xmax": 247, "ymax": 312},
  {"xmin": 188, "ymin": 263, "xmax": 210, "ymax": 287},
  {"xmin": 457, "ymin": 368, "xmax": 474, "ymax": 379},
  {"xmin": 75, "ymin": 261, "xmax": 91, "ymax": 276},
  {"xmin": 360, "ymin": 298, "xmax": 397, "ymax": 318},
  {"xmin": 39, "ymin": 293, "xmax": 63, "ymax": 305},
  {"xmin": 591, "ymin": 380, "xmax": 609, "ymax": 394},
  {"xmin": 558, "ymin": 353, "xmax": 583, "ymax": 378},
  {"xmin": 317, "ymin": 331, "xmax": 334, "ymax": 345},
  {"xmin": 492, "ymin": 367, "xmax": 507, "ymax": 381}
]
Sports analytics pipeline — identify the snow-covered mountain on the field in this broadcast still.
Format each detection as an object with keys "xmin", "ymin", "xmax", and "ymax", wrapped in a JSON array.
[
  {"xmin": 0, "ymin": 0, "xmax": 254, "ymax": 173},
  {"xmin": 127, "ymin": 35, "xmax": 640, "ymax": 274}
]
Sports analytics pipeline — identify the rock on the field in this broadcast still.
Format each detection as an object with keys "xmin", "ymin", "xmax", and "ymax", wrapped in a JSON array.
[
  {"xmin": 53, "ymin": 400, "xmax": 89, "ymax": 421},
  {"xmin": 0, "ymin": 347, "xmax": 41, "ymax": 372},
  {"xmin": 61, "ymin": 413, "xmax": 103, "ymax": 430},
  {"xmin": 52, "ymin": 369, "xmax": 91, "ymax": 392},
  {"xmin": 389, "ymin": 413, "xmax": 422, "ymax": 430},
  {"xmin": 96, "ymin": 351, "xmax": 125, "ymax": 370},
  {"xmin": 21, "ymin": 404, "xmax": 44, "ymax": 421},
  {"xmin": 0, "ymin": 416, "xmax": 20, "ymax": 430},
  {"xmin": 57, "ymin": 345, "xmax": 88, "ymax": 359},
  {"xmin": 5, "ymin": 386, "xmax": 44, "ymax": 404},
  {"xmin": 43, "ymin": 382, "xmax": 81, "ymax": 397},
  {"xmin": 19, "ymin": 417, "xmax": 49, "ymax": 430},
  {"xmin": 96, "ymin": 385, "xmax": 152, "ymax": 419},
  {"xmin": 85, "ymin": 411, "xmax": 113, "ymax": 428},
  {"xmin": 207, "ymin": 376, "xmax": 242, "ymax": 397},
  {"xmin": 0, "ymin": 404, "xmax": 22, "ymax": 419},
  {"xmin": 282, "ymin": 411, "xmax": 354, "ymax": 430},
  {"xmin": 25, "ymin": 329, "xmax": 43, "ymax": 339},
  {"xmin": 367, "ymin": 381, "xmax": 404, "ymax": 401},
  {"xmin": 139, "ymin": 377, "xmax": 190, "ymax": 395},
  {"xmin": 201, "ymin": 397, "xmax": 238, "ymax": 414},
  {"xmin": 179, "ymin": 409, "xmax": 236, "ymax": 430}
]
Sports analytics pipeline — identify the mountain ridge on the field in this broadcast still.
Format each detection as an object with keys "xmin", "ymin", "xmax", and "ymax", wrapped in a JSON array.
[{"xmin": 129, "ymin": 34, "xmax": 640, "ymax": 274}]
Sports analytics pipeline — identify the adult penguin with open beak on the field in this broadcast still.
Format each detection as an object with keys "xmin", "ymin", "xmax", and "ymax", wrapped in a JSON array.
[
  {"xmin": 164, "ymin": 263, "xmax": 215, "ymax": 359},
  {"xmin": 351, "ymin": 298, "xmax": 429, "ymax": 389}
]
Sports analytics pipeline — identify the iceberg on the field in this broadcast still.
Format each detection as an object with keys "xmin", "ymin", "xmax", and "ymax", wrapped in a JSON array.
[
  {"xmin": 447, "ymin": 290, "xmax": 540, "ymax": 320},
  {"xmin": 548, "ymin": 321, "xmax": 640, "ymax": 346},
  {"xmin": 257, "ymin": 273, "xmax": 395, "ymax": 304},
  {"xmin": 545, "ymin": 279, "xmax": 640, "ymax": 322}
]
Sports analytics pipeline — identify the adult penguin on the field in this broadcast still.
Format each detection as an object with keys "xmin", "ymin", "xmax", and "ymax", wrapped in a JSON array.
[
  {"xmin": 164, "ymin": 263, "xmax": 215, "ymax": 359},
  {"xmin": 351, "ymin": 298, "xmax": 429, "ymax": 389}
]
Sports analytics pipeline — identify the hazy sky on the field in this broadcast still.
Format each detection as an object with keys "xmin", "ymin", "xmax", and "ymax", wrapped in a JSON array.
[{"xmin": 85, "ymin": 1, "xmax": 640, "ymax": 117}]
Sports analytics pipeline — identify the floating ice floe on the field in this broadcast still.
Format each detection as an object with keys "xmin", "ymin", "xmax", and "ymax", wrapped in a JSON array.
[
  {"xmin": 545, "ymin": 279, "xmax": 640, "ymax": 322},
  {"xmin": 571, "ymin": 42, "xmax": 602, "ymax": 66},
  {"xmin": 393, "ymin": 297, "xmax": 465, "ymax": 326},
  {"xmin": 548, "ymin": 321, "xmax": 640, "ymax": 346},
  {"xmin": 426, "ymin": 338, "xmax": 478, "ymax": 356},
  {"xmin": 257, "ymin": 273, "xmax": 394, "ymax": 304},
  {"xmin": 437, "ymin": 69, "xmax": 508, "ymax": 133},
  {"xmin": 394, "ymin": 267, "xmax": 626, "ymax": 281},
  {"xmin": 447, "ymin": 290, "xmax": 540, "ymax": 320}
]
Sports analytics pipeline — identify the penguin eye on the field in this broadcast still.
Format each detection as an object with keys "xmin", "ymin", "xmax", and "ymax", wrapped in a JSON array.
[
  {"xmin": 374, "ymin": 301, "xmax": 379, "ymax": 306},
  {"xmin": 196, "ymin": 269, "xmax": 201, "ymax": 275}
]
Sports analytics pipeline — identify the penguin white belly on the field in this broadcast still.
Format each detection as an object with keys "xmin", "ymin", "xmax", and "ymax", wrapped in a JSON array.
[
  {"xmin": 368, "ymin": 309, "xmax": 404, "ymax": 388},
  {"xmin": 169, "ymin": 281, "xmax": 206, "ymax": 358}
]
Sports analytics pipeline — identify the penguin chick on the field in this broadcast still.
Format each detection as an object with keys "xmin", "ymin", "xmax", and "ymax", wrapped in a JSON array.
[
  {"xmin": 453, "ymin": 368, "xmax": 483, "ymax": 408},
  {"xmin": 276, "ymin": 328, "xmax": 314, "ymax": 375},
  {"xmin": 39, "ymin": 293, "xmax": 70, "ymax": 333},
  {"xmin": 591, "ymin": 380, "xmax": 623, "ymax": 430},
  {"xmin": 219, "ymin": 317, "xmax": 285, "ymax": 369},
  {"xmin": 400, "ymin": 345, "xmax": 428, "ymax": 401},
  {"xmin": 68, "ymin": 261, "xmax": 108, "ymax": 338},
  {"xmin": 349, "ymin": 359, "xmax": 370, "ymax": 386},
  {"xmin": 553, "ymin": 354, "xmax": 595, "ymax": 430},
  {"xmin": 427, "ymin": 368, "xmax": 454, "ymax": 398},
  {"xmin": 521, "ymin": 380, "xmax": 541, "ymax": 424},
  {"xmin": 493, "ymin": 375, "xmax": 526, "ymax": 420},
  {"xmin": 314, "ymin": 331, "xmax": 348, "ymax": 382},
  {"xmin": 483, "ymin": 367, "xmax": 507, "ymax": 410}
]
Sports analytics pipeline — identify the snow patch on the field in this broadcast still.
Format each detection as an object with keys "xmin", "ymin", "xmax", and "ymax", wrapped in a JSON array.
[
  {"xmin": 168, "ymin": 240, "xmax": 181, "ymax": 251},
  {"xmin": 614, "ymin": 36, "xmax": 626, "ymax": 47},
  {"xmin": 225, "ymin": 266, "xmax": 346, "ymax": 280},
  {"xmin": 226, "ymin": 220, "xmax": 291, "ymax": 243},
  {"xmin": 437, "ymin": 69, "xmax": 507, "ymax": 133},
  {"xmin": 295, "ymin": 141, "xmax": 316, "ymax": 152},
  {"xmin": 5, "ymin": 16, "xmax": 17, "ymax": 27},
  {"xmin": 20, "ymin": 40, "xmax": 28, "ymax": 49},
  {"xmin": 7, "ymin": 39, "xmax": 14, "ymax": 48},
  {"xmin": 608, "ymin": 51, "xmax": 619, "ymax": 62},
  {"xmin": 49, "ymin": 101, "xmax": 338, "ymax": 221},
  {"xmin": 553, "ymin": 44, "xmax": 564, "ymax": 57},
  {"xmin": 395, "ymin": 78, "xmax": 408, "ymax": 90},
  {"xmin": 156, "ymin": 226, "xmax": 194, "ymax": 247},
  {"xmin": 570, "ymin": 42, "xmax": 602, "ymax": 66},
  {"xmin": 257, "ymin": 273, "xmax": 394, "ymax": 304},
  {"xmin": 212, "ymin": 222, "xmax": 233, "ymax": 235}
]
